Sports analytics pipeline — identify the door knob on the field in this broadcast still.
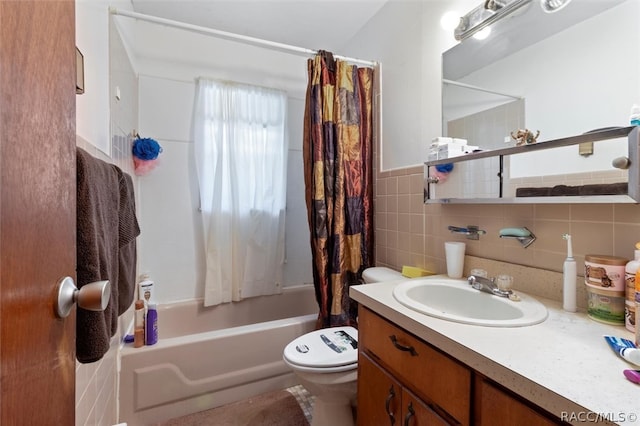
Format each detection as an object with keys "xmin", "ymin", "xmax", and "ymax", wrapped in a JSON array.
[{"xmin": 55, "ymin": 276, "xmax": 110, "ymax": 318}]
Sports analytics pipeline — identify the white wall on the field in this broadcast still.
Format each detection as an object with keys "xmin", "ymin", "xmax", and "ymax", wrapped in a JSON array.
[
  {"xmin": 135, "ymin": 24, "xmax": 313, "ymax": 304},
  {"xmin": 340, "ymin": 0, "xmax": 476, "ymax": 171}
]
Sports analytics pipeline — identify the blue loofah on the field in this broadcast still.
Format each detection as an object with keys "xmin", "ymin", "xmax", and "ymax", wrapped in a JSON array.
[
  {"xmin": 435, "ymin": 163, "xmax": 454, "ymax": 173},
  {"xmin": 132, "ymin": 137, "xmax": 163, "ymax": 160}
]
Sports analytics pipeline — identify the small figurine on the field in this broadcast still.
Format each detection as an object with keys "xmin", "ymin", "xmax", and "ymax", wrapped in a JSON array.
[{"xmin": 511, "ymin": 129, "xmax": 540, "ymax": 146}]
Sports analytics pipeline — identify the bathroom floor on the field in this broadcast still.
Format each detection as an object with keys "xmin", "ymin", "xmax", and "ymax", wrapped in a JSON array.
[
  {"xmin": 156, "ymin": 385, "xmax": 315, "ymax": 425},
  {"xmin": 286, "ymin": 385, "xmax": 314, "ymax": 423}
]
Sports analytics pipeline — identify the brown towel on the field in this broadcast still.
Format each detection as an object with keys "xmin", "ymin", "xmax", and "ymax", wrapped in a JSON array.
[
  {"xmin": 76, "ymin": 148, "xmax": 140, "ymax": 363},
  {"xmin": 579, "ymin": 182, "xmax": 628, "ymax": 196},
  {"xmin": 515, "ymin": 187, "xmax": 552, "ymax": 197},
  {"xmin": 550, "ymin": 185, "xmax": 580, "ymax": 196},
  {"xmin": 114, "ymin": 167, "xmax": 140, "ymax": 315}
]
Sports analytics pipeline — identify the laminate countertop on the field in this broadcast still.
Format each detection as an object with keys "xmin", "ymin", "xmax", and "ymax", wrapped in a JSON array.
[{"xmin": 350, "ymin": 275, "xmax": 639, "ymax": 426}]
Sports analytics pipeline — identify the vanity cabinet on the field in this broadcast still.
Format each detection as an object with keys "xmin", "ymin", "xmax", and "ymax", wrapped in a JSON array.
[
  {"xmin": 358, "ymin": 307, "xmax": 471, "ymax": 425},
  {"xmin": 357, "ymin": 307, "xmax": 566, "ymax": 425}
]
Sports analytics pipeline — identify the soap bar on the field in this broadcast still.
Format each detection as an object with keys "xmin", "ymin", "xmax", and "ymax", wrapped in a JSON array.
[{"xmin": 499, "ymin": 227, "xmax": 531, "ymax": 237}]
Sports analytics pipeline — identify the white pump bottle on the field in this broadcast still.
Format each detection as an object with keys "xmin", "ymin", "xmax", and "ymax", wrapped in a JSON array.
[{"xmin": 562, "ymin": 234, "xmax": 577, "ymax": 312}]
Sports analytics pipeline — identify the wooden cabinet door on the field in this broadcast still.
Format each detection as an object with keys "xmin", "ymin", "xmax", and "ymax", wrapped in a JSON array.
[
  {"xmin": 358, "ymin": 352, "xmax": 402, "ymax": 426},
  {"xmin": 402, "ymin": 388, "xmax": 452, "ymax": 426},
  {"xmin": 358, "ymin": 307, "xmax": 471, "ymax": 424},
  {"xmin": 474, "ymin": 378, "xmax": 561, "ymax": 426}
]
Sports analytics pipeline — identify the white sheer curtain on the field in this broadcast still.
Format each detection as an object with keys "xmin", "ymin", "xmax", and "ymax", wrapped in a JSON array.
[{"xmin": 193, "ymin": 78, "xmax": 288, "ymax": 307}]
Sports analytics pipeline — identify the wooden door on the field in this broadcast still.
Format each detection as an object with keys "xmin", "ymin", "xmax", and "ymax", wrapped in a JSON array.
[{"xmin": 0, "ymin": 1, "xmax": 76, "ymax": 424}]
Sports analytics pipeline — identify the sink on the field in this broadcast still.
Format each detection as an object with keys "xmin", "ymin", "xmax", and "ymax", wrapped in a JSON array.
[{"xmin": 392, "ymin": 278, "xmax": 548, "ymax": 327}]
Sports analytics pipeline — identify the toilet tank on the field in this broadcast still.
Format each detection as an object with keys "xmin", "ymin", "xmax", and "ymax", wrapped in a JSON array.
[{"xmin": 362, "ymin": 267, "xmax": 403, "ymax": 283}]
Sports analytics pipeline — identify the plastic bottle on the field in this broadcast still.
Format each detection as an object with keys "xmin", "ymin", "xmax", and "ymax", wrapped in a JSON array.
[
  {"xmin": 625, "ymin": 245, "xmax": 640, "ymax": 332},
  {"xmin": 630, "ymin": 104, "xmax": 640, "ymax": 126},
  {"xmin": 134, "ymin": 300, "xmax": 145, "ymax": 348},
  {"xmin": 145, "ymin": 303, "xmax": 158, "ymax": 346},
  {"xmin": 138, "ymin": 274, "xmax": 155, "ymax": 308},
  {"xmin": 562, "ymin": 234, "xmax": 577, "ymax": 312}
]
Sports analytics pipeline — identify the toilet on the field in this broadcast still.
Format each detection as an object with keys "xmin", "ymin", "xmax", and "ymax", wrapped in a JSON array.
[{"xmin": 282, "ymin": 267, "xmax": 403, "ymax": 426}]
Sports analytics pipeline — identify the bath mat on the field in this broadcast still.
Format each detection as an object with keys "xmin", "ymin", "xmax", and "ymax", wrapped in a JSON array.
[{"xmin": 156, "ymin": 389, "xmax": 310, "ymax": 426}]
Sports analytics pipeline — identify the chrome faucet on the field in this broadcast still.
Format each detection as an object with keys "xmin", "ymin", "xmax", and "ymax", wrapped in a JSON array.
[{"xmin": 468, "ymin": 275, "xmax": 512, "ymax": 298}]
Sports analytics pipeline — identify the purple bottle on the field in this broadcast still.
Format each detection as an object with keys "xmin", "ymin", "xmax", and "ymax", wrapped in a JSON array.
[{"xmin": 145, "ymin": 303, "xmax": 158, "ymax": 345}]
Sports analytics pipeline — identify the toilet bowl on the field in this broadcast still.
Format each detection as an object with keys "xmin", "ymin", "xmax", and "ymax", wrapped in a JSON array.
[{"xmin": 282, "ymin": 267, "xmax": 403, "ymax": 426}]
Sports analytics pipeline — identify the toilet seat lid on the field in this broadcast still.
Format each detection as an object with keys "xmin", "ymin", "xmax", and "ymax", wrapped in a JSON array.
[{"xmin": 283, "ymin": 326, "xmax": 358, "ymax": 369}]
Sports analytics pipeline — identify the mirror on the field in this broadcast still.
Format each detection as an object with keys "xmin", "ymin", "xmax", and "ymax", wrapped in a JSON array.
[
  {"xmin": 425, "ymin": 127, "xmax": 639, "ymax": 203},
  {"xmin": 436, "ymin": 0, "xmax": 640, "ymax": 202}
]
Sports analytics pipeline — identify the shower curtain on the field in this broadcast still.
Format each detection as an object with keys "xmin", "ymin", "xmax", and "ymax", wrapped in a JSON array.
[
  {"xmin": 303, "ymin": 51, "xmax": 375, "ymax": 328},
  {"xmin": 193, "ymin": 78, "xmax": 288, "ymax": 307}
]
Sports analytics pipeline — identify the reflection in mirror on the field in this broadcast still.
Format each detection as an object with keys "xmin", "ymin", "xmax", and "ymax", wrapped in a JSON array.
[
  {"xmin": 443, "ymin": 0, "xmax": 636, "ymax": 143},
  {"xmin": 425, "ymin": 128, "xmax": 638, "ymax": 203},
  {"xmin": 504, "ymin": 137, "xmax": 629, "ymax": 198},
  {"xmin": 435, "ymin": 0, "xmax": 639, "ymax": 203}
]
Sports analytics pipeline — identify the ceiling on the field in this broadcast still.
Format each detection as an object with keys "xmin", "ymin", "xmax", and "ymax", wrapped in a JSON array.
[{"xmin": 129, "ymin": 0, "xmax": 390, "ymax": 53}]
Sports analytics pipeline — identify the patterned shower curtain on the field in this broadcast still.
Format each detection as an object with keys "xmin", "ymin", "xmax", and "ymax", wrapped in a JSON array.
[{"xmin": 303, "ymin": 51, "xmax": 374, "ymax": 328}]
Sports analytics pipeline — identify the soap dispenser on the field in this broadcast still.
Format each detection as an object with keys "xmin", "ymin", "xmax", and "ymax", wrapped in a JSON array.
[{"xmin": 562, "ymin": 234, "xmax": 577, "ymax": 312}]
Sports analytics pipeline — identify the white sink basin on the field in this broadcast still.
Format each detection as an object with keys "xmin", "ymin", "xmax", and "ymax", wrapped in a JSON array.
[{"xmin": 392, "ymin": 278, "xmax": 548, "ymax": 327}]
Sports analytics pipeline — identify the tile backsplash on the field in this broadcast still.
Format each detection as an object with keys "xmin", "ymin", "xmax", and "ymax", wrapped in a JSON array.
[{"xmin": 373, "ymin": 152, "xmax": 640, "ymax": 306}]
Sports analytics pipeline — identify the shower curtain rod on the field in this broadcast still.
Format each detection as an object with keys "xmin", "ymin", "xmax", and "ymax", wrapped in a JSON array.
[
  {"xmin": 443, "ymin": 79, "xmax": 522, "ymax": 100},
  {"xmin": 109, "ymin": 7, "xmax": 377, "ymax": 67}
]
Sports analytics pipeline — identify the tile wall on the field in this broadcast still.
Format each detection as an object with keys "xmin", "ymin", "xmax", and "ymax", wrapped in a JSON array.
[{"xmin": 374, "ymin": 157, "xmax": 640, "ymax": 299}]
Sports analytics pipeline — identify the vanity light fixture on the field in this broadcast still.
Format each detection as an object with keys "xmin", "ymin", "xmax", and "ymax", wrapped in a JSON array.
[
  {"xmin": 540, "ymin": 0, "xmax": 573, "ymax": 13},
  {"xmin": 454, "ymin": 0, "xmax": 532, "ymax": 41}
]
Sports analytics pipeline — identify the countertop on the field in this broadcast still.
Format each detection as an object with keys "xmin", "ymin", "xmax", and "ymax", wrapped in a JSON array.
[{"xmin": 350, "ymin": 275, "xmax": 640, "ymax": 426}]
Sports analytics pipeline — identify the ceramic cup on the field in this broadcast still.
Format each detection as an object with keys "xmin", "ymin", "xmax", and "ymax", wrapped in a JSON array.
[{"xmin": 445, "ymin": 242, "xmax": 466, "ymax": 279}]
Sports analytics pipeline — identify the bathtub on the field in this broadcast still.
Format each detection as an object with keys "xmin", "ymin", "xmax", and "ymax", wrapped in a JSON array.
[{"xmin": 119, "ymin": 285, "xmax": 317, "ymax": 425}]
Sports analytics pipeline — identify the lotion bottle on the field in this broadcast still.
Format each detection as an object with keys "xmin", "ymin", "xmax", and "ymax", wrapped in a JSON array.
[
  {"xmin": 138, "ymin": 274, "xmax": 155, "ymax": 308},
  {"xmin": 562, "ymin": 234, "xmax": 577, "ymax": 312},
  {"xmin": 625, "ymin": 244, "xmax": 640, "ymax": 333}
]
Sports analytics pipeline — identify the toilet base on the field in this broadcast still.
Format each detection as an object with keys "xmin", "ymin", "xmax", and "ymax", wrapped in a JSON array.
[{"xmin": 310, "ymin": 397, "xmax": 355, "ymax": 426}]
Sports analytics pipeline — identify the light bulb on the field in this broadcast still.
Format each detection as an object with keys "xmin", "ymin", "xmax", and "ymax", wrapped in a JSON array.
[
  {"xmin": 472, "ymin": 26, "xmax": 491, "ymax": 40},
  {"xmin": 440, "ymin": 11, "xmax": 460, "ymax": 31}
]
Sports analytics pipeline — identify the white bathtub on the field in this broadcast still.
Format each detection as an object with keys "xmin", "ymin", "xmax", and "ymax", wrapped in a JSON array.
[{"xmin": 118, "ymin": 285, "xmax": 317, "ymax": 425}]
